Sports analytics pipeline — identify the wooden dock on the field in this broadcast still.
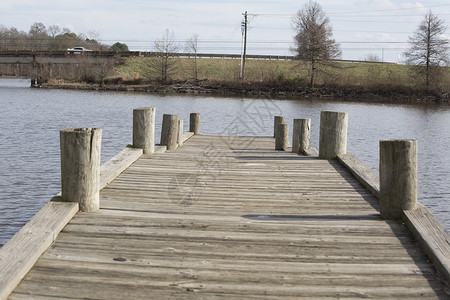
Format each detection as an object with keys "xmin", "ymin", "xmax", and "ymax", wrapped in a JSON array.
[
  {"xmin": 1, "ymin": 108, "xmax": 449, "ymax": 299},
  {"xmin": 3, "ymin": 134, "xmax": 449, "ymax": 299}
]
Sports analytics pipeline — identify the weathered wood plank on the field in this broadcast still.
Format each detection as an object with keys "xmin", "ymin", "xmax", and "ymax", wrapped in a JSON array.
[
  {"xmin": 337, "ymin": 152, "xmax": 380, "ymax": 198},
  {"xmin": 99, "ymin": 146, "xmax": 143, "ymax": 190},
  {"xmin": 154, "ymin": 145, "xmax": 167, "ymax": 153},
  {"xmin": 7, "ymin": 135, "xmax": 449, "ymax": 299},
  {"xmin": 13, "ymin": 269, "xmax": 445, "ymax": 299},
  {"xmin": 29, "ymin": 260, "xmax": 442, "ymax": 287},
  {"xmin": 403, "ymin": 204, "xmax": 450, "ymax": 283},
  {"xmin": 0, "ymin": 202, "xmax": 78, "ymax": 300},
  {"xmin": 182, "ymin": 131, "xmax": 194, "ymax": 143}
]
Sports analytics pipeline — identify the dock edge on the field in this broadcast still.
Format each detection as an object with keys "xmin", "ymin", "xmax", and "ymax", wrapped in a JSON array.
[{"xmin": 337, "ymin": 152, "xmax": 450, "ymax": 284}]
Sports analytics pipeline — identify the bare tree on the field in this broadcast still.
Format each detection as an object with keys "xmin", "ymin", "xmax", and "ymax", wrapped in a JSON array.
[
  {"xmin": 28, "ymin": 22, "xmax": 48, "ymax": 50},
  {"xmin": 292, "ymin": 1, "xmax": 341, "ymax": 87},
  {"xmin": 185, "ymin": 34, "xmax": 200, "ymax": 80},
  {"xmin": 403, "ymin": 10, "xmax": 449, "ymax": 92},
  {"xmin": 47, "ymin": 25, "xmax": 61, "ymax": 38},
  {"xmin": 363, "ymin": 53, "xmax": 381, "ymax": 62},
  {"xmin": 151, "ymin": 29, "xmax": 179, "ymax": 83}
]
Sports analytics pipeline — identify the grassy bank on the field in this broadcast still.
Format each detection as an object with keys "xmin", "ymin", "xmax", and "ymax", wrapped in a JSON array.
[
  {"xmin": 39, "ymin": 56, "xmax": 450, "ymax": 103},
  {"xmin": 116, "ymin": 56, "xmax": 449, "ymax": 98}
]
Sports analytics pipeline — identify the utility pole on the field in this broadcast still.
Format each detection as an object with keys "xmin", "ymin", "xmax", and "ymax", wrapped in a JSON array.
[{"xmin": 240, "ymin": 11, "xmax": 248, "ymax": 80}]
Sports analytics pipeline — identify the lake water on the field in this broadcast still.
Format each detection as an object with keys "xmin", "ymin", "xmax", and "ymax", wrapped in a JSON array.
[{"xmin": 1, "ymin": 78, "xmax": 449, "ymax": 246}]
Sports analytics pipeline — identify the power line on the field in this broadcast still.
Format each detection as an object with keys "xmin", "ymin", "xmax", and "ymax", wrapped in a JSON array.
[
  {"xmin": 327, "ymin": 3, "xmax": 450, "ymax": 15},
  {"xmin": 250, "ymin": 3, "xmax": 450, "ymax": 18},
  {"xmin": 251, "ymin": 27, "xmax": 418, "ymax": 34},
  {"xmin": 331, "ymin": 19, "xmax": 424, "ymax": 24}
]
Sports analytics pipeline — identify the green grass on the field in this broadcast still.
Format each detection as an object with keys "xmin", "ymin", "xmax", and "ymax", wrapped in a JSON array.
[{"xmin": 116, "ymin": 56, "xmax": 450, "ymax": 94}]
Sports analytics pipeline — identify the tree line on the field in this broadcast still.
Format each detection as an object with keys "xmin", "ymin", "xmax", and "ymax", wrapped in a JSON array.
[{"xmin": 0, "ymin": 22, "xmax": 109, "ymax": 51}]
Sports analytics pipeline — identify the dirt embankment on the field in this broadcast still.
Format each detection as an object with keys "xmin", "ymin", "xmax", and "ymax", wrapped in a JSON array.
[{"xmin": 35, "ymin": 80, "xmax": 450, "ymax": 104}]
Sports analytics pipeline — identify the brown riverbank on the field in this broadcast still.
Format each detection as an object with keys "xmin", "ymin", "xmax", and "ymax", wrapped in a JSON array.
[{"xmin": 35, "ymin": 79, "xmax": 450, "ymax": 104}]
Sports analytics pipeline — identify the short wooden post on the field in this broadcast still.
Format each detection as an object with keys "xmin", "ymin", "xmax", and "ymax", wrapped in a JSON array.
[
  {"xmin": 275, "ymin": 123, "xmax": 289, "ymax": 151},
  {"xmin": 190, "ymin": 113, "xmax": 200, "ymax": 135},
  {"xmin": 60, "ymin": 128, "xmax": 102, "ymax": 212},
  {"xmin": 177, "ymin": 119, "xmax": 184, "ymax": 147},
  {"xmin": 274, "ymin": 116, "xmax": 285, "ymax": 137},
  {"xmin": 319, "ymin": 111, "xmax": 348, "ymax": 159},
  {"xmin": 161, "ymin": 114, "xmax": 179, "ymax": 150},
  {"xmin": 380, "ymin": 139, "xmax": 418, "ymax": 220},
  {"xmin": 133, "ymin": 107, "xmax": 156, "ymax": 154},
  {"xmin": 292, "ymin": 118, "xmax": 311, "ymax": 154}
]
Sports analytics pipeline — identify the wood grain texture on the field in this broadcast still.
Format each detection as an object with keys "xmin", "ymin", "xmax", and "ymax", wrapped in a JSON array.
[
  {"xmin": 8, "ymin": 135, "xmax": 450, "ymax": 299},
  {"xmin": 380, "ymin": 139, "xmax": 418, "ymax": 220},
  {"xmin": 292, "ymin": 118, "xmax": 311, "ymax": 155},
  {"xmin": 60, "ymin": 128, "xmax": 102, "ymax": 211},
  {"xmin": 189, "ymin": 113, "xmax": 200, "ymax": 135},
  {"xmin": 0, "ymin": 202, "xmax": 78, "ymax": 300},
  {"xmin": 182, "ymin": 132, "xmax": 194, "ymax": 144},
  {"xmin": 160, "ymin": 114, "xmax": 179, "ymax": 150},
  {"xmin": 319, "ymin": 111, "xmax": 348, "ymax": 159},
  {"xmin": 403, "ymin": 204, "xmax": 450, "ymax": 284},
  {"xmin": 132, "ymin": 107, "xmax": 156, "ymax": 154},
  {"xmin": 337, "ymin": 152, "xmax": 380, "ymax": 198},
  {"xmin": 99, "ymin": 146, "xmax": 143, "ymax": 190},
  {"xmin": 275, "ymin": 123, "xmax": 288, "ymax": 150}
]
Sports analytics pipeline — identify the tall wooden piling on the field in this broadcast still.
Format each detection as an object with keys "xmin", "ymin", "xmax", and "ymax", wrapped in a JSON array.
[
  {"xmin": 380, "ymin": 139, "xmax": 418, "ymax": 220},
  {"xmin": 133, "ymin": 107, "xmax": 156, "ymax": 154},
  {"xmin": 292, "ymin": 118, "xmax": 311, "ymax": 154},
  {"xmin": 60, "ymin": 128, "xmax": 102, "ymax": 212},
  {"xmin": 177, "ymin": 119, "xmax": 184, "ymax": 147},
  {"xmin": 161, "ymin": 114, "xmax": 179, "ymax": 150},
  {"xmin": 274, "ymin": 116, "xmax": 285, "ymax": 137},
  {"xmin": 319, "ymin": 111, "xmax": 348, "ymax": 159},
  {"xmin": 190, "ymin": 113, "xmax": 200, "ymax": 135},
  {"xmin": 275, "ymin": 123, "xmax": 289, "ymax": 151}
]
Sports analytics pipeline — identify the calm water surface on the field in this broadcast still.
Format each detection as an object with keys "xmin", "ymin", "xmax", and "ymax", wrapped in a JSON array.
[{"xmin": 1, "ymin": 78, "xmax": 449, "ymax": 246}]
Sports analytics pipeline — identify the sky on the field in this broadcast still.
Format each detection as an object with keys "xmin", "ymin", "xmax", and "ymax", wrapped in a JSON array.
[{"xmin": 1, "ymin": 0, "xmax": 450, "ymax": 62}]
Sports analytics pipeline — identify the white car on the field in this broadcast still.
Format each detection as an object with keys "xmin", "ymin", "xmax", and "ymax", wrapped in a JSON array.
[{"xmin": 67, "ymin": 47, "xmax": 92, "ymax": 54}]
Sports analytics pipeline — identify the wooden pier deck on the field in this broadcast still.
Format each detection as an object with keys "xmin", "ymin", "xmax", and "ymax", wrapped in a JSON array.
[{"xmin": 5, "ymin": 135, "xmax": 450, "ymax": 299}]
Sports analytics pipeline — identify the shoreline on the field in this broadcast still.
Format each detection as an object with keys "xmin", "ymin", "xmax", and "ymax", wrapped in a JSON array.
[{"xmin": 31, "ymin": 79, "xmax": 450, "ymax": 104}]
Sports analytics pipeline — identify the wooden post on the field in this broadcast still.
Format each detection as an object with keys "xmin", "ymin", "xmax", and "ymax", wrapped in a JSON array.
[
  {"xmin": 161, "ymin": 114, "xmax": 179, "ymax": 150},
  {"xmin": 292, "ymin": 119, "xmax": 311, "ymax": 154},
  {"xmin": 275, "ymin": 123, "xmax": 289, "ymax": 151},
  {"xmin": 190, "ymin": 113, "xmax": 200, "ymax": 135},
  {"xmin": 177, "ymin": 119, "xmax": 184, "ymax": 147},
  {"xmin": 133, "ymin": 107, "xmax": 156, "ymax": 154},
  {"xmin": 274, "ymin": 116, "xmax": 285, "ymax": 137},
  {"xmin": 380, "ymin": 139, "xmax": 418, "ymax": 220},
  {"xmin": 60, "ymin": 128, "xmax": 102, "ymax": 212},
  {"xmin": 319, "ymin": 111, "xmax": 348, "ymax": 159}
]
